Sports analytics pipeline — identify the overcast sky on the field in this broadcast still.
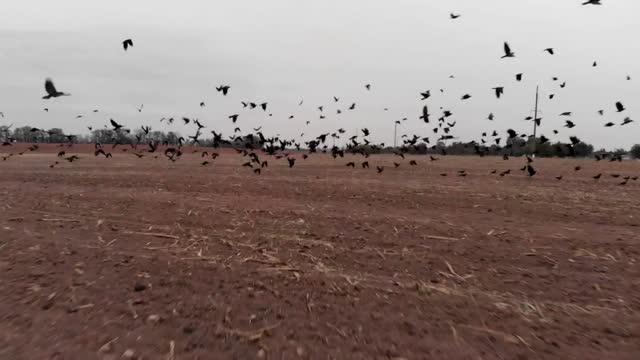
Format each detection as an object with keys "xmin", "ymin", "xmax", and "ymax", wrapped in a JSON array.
[{"xmin": 1, "ymin": 0, "xmax": 638, "ymax": 149}]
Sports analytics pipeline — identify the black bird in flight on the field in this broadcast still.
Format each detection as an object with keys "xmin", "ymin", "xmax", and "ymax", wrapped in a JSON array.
[
  {"xmin": 493, "ymin": 87, "xmax": 504, "ymax": 99},
  {"xmin": 229, "ymin": 114, "xmax": 239, "ymax": 123},
  {"xmin": 501, "ymin": 42, "xmax": 515, "ymax": 58},
  {"xmin": 582, "ymin": 0, "xmax": 602, "ymax": 5},
  {"xmin": 615, "ymin": 101, "xmax": 625, "ymax": 112},
  {"xmin": 110, "ymin": 119, "xmax": 124, "ymax": 131},
  {"xmin": 95, "ymin": 149, "xmax": 112, "ymax": 158},
  {"xmin": 604, "ymin": 122, "xmax": 615, "ymax": 127},
  {"xmin": 544, "ymin": 48, "xmax": 554, "ymax": 55},
  {"xmin": 450, "ymin": 13, "xmax": 461, "ymax": 19},
  {"xmin": 420, "ymin": 91, "xmax": 431, "ymax": 100},
  {"xmin": 621, "ymin": 117, "xmax": 633, "ymax": 125},
  {"xmin": 526, "ymin": 165, "xmax": 536, "ymax": 177},
  {"xmin": 564, "ymin": 120, "xmax": 576, "ymax": 128},
  {"xmin": 333, "ymin": 96, "xmax": 339, "ymax": 102},
  {"xmin": 487, "ymin": 113, "xmax": 494, "ymax": 121},
  {"xmin": 461, "ymin": 94, "xmax": 471, "ymax": 100},
  {"xmin": 122, "ymin": 39, "xmax": 133, "ymax": 51},
  {"xmin": 560, "ymin": 112, "xmax": 572, "ymax": 116},
  {"xmin": 287, "ymin": 157, "xmax": 296, "ymax": 168},
  {"xmin": 515, "ymin": 73, "xmax": 523, "ymax": 81},
  {"xmin": 42, "ymin": 78, "xmax": 70, "ymax": 99},
  {"xmin": 365, "ymin": 84, "xmax": 371, "ymax": 90},
  {"xmin": 216, "ymin": 85, "xmax": 230, "ymax": 95},
  {"xmin": 420, "ymin": 105, "xmax": 430, "ymax": 123}
]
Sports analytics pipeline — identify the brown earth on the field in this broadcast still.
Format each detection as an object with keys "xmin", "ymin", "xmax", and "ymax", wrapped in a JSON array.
[{"xmin": 1, "ymin": 144, "xmax": 640, "ymax": 360}]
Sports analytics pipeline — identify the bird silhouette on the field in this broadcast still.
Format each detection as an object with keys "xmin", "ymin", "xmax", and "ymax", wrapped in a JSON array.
[
  {"xmin": 122, "ymin": 39, "xmax": 133, "ymax": 51},
  {"xmin": 110, "ymin": 119, "xmax": 124, "ymax": 131},
  {"xmin": 615, "ymin": 101, "xmax": 625, "ymax": 112},
  {"xmin": 493, "ymin": 87, "xmax": 504, "ymax": 99},
  {"xmin": 450, "ymin": 13, "xmax": 461, "ymax": 19},
  {"xmin": 42, "ymin": 79, "xmax": 70, "ymax": 99},
  {"xmin": 420, "ymin": 105, "xmax": 430, "ymax": 123},
  {"xmin": 544, "ymin": 48, "xmax": 554, "ymax": 55},
  {"xmin": 582, "ymin": 0, "xmax": 602, "ymax": 5},
  {"xmin": 526, "ymin": 164, "xmax": 536, "ymax": 177},
  {"xmin": 216, "ymin": 85, "xmax": 230, "ymax": 95},
  {"xmin": 501, "ymin": 42, "xmax": 515, "ymax": 58}
]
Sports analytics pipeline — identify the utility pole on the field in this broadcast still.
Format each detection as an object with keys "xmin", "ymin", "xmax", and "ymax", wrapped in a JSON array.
[
  {"xmin": 532, "ymin": 85, "xmax": 540, "ymax": 154},
  {"xmin": 394, "ymin": 122, "xmax": 398, "ymax": 148}
]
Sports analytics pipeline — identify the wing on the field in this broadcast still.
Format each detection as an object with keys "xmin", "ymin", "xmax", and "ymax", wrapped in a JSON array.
[
  {"xmin": 45, "ymin": 78, "xmax": 57, "ymax": 96},
  {"xmin": 504, "ymin": 42, "xmax": 511, "ymax": 54},
  {"xmin": 110, "ymin": 119, "xmax": 119, "ymax": 128}
]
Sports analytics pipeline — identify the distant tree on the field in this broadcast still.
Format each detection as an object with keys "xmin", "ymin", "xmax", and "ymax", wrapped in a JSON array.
[
  {"xmin": 573, "ymin": 142, "xmax": 594, "ymax": 157},
  {"xmin": 630, "ymin": 144, "xmax": 640, "ymax": 159},
  {"xmin": 90, "ymin": 129, "xmax": 116, "ymax": 144},
  {"xmin": 165, "ymin": 131, "xmax": 180, "ymax": 145},
  {"xmin": 612, "ymin": 148, "xmax": 628, "ymax": 156},
  {"xmin": 147, "ymin": 130, "xmax": 166, "ymax": 143},
  {"xmin": 0, "ymin": 125, "xmax": 12, "ymax": 142},
  {"xmin": 45, "ymin": 128, "xmax": 66, "ymax": 143},
  {"xmin": 11, "ymin": 126, "xmax": 39, "ymax": 143}
]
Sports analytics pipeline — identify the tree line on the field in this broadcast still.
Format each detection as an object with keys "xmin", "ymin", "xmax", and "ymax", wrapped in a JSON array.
[{"xmin": 1, "ymin": 124, "xmax": 639, "ymax": 159}]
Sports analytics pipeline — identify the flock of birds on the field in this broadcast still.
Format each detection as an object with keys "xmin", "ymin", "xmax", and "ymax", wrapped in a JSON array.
[{"xmin": 1, "ymin": 0, "xmax": 638, "ymax": 185}]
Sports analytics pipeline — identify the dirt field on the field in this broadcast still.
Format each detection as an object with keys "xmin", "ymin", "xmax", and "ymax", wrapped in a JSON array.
[{"xmin": 1, "ymin": 144, "xmax": 639, "ymax": 360}]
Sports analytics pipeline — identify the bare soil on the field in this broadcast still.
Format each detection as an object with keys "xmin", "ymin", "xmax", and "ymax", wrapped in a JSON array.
[{"xmin": 1, "ymin": 144, "xmax": 639, "ymax": 359}]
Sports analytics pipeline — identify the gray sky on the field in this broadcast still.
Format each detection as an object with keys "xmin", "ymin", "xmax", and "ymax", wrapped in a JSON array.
[{"xmin": 1, "ymin": 0, "xmax": 638, "ymax": 149}]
